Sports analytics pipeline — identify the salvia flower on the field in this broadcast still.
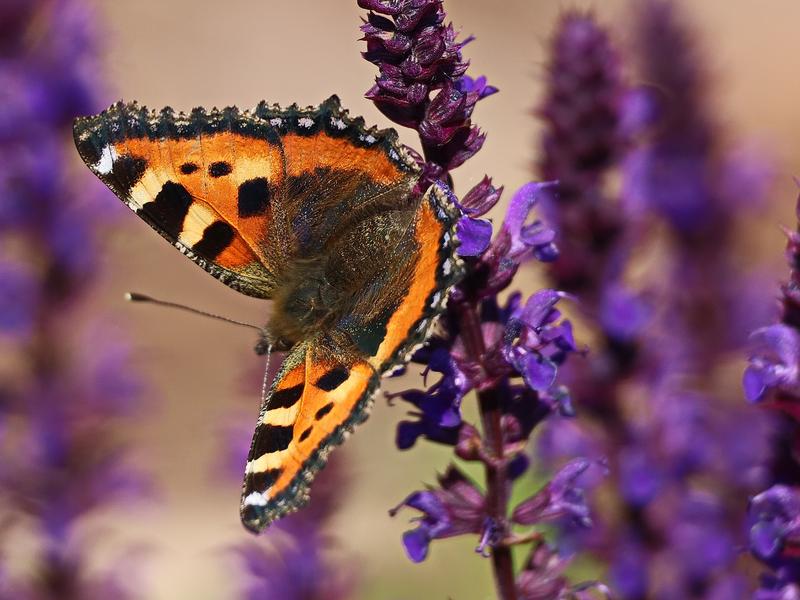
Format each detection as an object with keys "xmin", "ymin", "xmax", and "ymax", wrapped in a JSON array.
[
  {"xmin": 0, "ymin": 1, "xmax": 148, "ymax": 598},
  {"xmin": 536, "ymin": 5, "xmax": 775, "ymax": 599},
  {"xmin": 745, "ymin": 324, "xmax": 800, "ymax": 405},
  {"xmin": 750, "ymin": 485, "xmax": 800, "ymax": 563},
  {"xmin": 390, "ymin": 465, "xmax": 486, "ymax": 562},
  {"xmin": 536, "ymin": 11, "xmax": 626, "ymax": 300},
  {"xmin": 515, "ymin": 541, "xmax": 612, "ymax": 600},
  {"xmin": 392, "ymin": 347, "xmax": 467, "ymax": 449},
  {"xmin": 360, "ymin": 1, "xmax": 606, "ymax": 597},
  {"xmin": 745, "ymin": 192, "xmax": 800, "ymax": 596},
  {"xmin": 359, "ymin": 0, "xmax": 497, "ymax": 186},
  {"xmin": 512, "ymin": 459, "xmax": 592, "ymax": 528}
]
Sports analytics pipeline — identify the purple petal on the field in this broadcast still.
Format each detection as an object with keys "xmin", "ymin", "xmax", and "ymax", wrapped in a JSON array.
[
  {"xmin": 522, "ymin": 355, "xmax": 557, "ymax": 392},
  {"xmin": 751, "ymin": 520, "xmax": 783, "ymax": 561},
  {"xmin": 501, "ymin": 181, "xmax": 556, "ymax": 258},
  {"xmin": 521, "ymin": 289, "xmax": 564, "ymax": 330},
  {"xmin": 402, "ymin": 527, "xmax": 431, "ymax": 562},
  {"xmin": 396, "ymin": 420, "xmax": 426, "ymax": 450},
  {"xmin": 456, "ymin": 216, "xmax": 492, "ymax": 256},
  {"xmin": 404, "ymin": 490, "xmax": 447, "ymax": 521},
  {"xmin": 743, "ymin": 366, "xmax": 768, "ymax": 403},
  {"xmin": 600, "ymin": 284, "xmax": 650, "ymax": 341},
  {"xmin": 357, "ymin": 0, "xmax": 402, "ymax": 15}
]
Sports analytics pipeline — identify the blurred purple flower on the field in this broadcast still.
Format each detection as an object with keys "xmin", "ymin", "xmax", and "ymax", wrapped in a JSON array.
[
  {"xmin": 235, "ymin": 458, "xmax": 356, "ymax": 600},
  {"xmin": 536, "ymin": 11, "xmax": 626, "ymax": 299},
  {"xmin": 755, "ymin": 572, "xmax": 800, "ymax": 600},
  {"xmin": 750, "ymin": 486, "xmax": 800, "ymax": 563},
  {"xmin": 745, "ymin": 325, "xmax": 800, "ymax": 404},
  {"xmin": 237, "ymin": 537, "xmax": 352, "ymax": 600},
  {"xmin": 0, "ymin": 259, "xmax": 39, "ymax": 338},
  {"xmin": 0, "ymin": 1, "xmax": 148, "ymax": 598},
  {"xmin": 535, "ymin": 5, "xmax": 777, "ymax": 599},
  {"xmin": 599, "ymin": 283, "xmax": 650, "ymax": 343}
]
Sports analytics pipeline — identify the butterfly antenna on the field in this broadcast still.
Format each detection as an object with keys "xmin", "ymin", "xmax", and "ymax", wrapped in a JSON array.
[
  {"xmin": 260, "ymin": 343, "xmax": 274, "ymax": 406},
  {"xmin": 125, "ymin": 291, "xmax": 263, "ymax": 333}
]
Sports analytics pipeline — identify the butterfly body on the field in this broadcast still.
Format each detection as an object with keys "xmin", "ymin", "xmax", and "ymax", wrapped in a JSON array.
[{"xmin": 73, "ymin": 96, "xmax": 462, "ymax": 531}]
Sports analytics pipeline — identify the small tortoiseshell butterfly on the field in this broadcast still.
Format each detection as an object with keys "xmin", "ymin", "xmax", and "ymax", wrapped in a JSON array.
[{"xmin": 73, "ymin": 96, "xmax": 463, "ymax": 532}]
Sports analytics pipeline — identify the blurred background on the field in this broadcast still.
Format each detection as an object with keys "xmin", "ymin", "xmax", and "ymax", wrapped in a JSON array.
[{"xmin": 3, "ymin": 1, "xmax": 800, "ymax": 598}]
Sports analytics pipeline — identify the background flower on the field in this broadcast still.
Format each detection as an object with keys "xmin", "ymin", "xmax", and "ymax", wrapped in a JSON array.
[
  {"xmin": 536, "ymin": 4, "xmax": 776, "ymax": 598},
  {"xmin": 0, "ymin": 1, "xmax": 149, "ymax": 598}
]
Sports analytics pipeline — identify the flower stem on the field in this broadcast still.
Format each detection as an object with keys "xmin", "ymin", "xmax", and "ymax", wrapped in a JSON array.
[{"xmin": 456, "ymin": 300, "xmax": 517, "ymax": 600}]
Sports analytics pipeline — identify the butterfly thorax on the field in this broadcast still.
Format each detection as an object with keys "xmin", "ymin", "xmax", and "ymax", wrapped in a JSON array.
[
  {"xmin": 266, "ymin": 203, "xmax": 420, "ymax": 349},
  {"xmin": 266, "ymin": 259, "xmax": 344, "ymax": 347}
]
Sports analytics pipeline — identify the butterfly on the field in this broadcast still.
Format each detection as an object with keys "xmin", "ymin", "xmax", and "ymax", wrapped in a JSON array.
[{"xmin": 73, "ymin": 96, "xmax": 463, "ymax": 532}]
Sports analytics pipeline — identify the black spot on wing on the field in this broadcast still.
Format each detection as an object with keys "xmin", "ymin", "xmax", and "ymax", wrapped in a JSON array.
[
  {"xmin": 180, "ymin": 162, "xmax": 198, "ymax": 174},
  {"xmin": 268, "ymin": 383, "xmax": 303, "ymax": 409},
  {"xmin": 245, "ymin": 468, "xmax": 282, "ymax": 494},
  {"xmin": 110, "ymin": 155, "xmax": 147, "ymax": 196},
  {"xmin": 209, "ymin": 161, "xmax": 232, "ymax": 177},
  {"xmin": 192, "ymin": 221, "xmax": 235, "ymax": 260},
  {"xmin": 251, "ymin": 424, "xmax": 293, "ymax": 457},
  {"xmin": 315, "ymin": 403, "xmax": 334, "ymax": 420},
  {"xmin": 315, "ymin": 367, "xmax": 349, "ymax": 391},
  {"xmin": 299, "ymin": 426, "xmax": 313, "ymax": 442},
  {"xmin": 141, "ymin": 181, "xmax": 193, "ymax": 237},
  {"xmin": 238, "ymin": 178, "xmax": 271, "ymax": 217}
]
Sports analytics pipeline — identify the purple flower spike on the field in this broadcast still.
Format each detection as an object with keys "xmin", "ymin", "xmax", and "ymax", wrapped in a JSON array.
[
  {"xmin": 361, "ymin": 0, "xmax": 494, "ymax": 186},
  {"xmin": 361, "ymin": 1, "xmax": 605, "ymax": 595},
  {"xmin": 537, "ymin": 11, "xmax": 626, "ymax": 297},
  {"xmin": 390, "ymin": 466, "xmax": 486, "ymax": 562},
  {"xmin": 0, "ymin": 2, "xmax": 148, "ymax": 597}
]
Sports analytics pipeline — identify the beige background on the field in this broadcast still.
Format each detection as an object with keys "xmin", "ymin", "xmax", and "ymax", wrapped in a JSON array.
[{"xmin": 87, "ymin": 1, "xmax": 800, "ymax": 598}]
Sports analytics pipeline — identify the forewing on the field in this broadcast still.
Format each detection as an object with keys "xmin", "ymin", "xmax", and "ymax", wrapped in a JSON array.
[{"xmin": 73, "ymin": 102, "xmax": 285, "ymax": 298}]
